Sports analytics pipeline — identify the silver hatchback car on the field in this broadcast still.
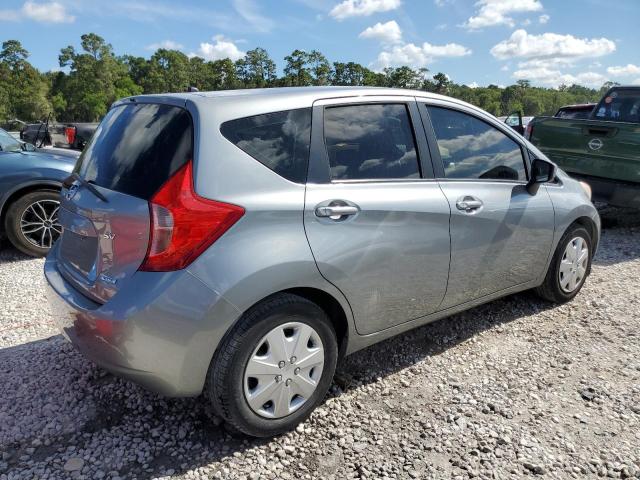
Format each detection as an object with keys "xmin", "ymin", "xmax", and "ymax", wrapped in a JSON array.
[{"xmin": 45, "ymin": 87, "xmax": 599, "ymax": 437}]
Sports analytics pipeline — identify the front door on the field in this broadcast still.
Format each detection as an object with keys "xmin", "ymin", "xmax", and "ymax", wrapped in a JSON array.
[
  {"xmin": 304, "ymin": 98, "xmax": 451, "ymax": 335},
  {"xmin": 421, "ymin": 103, "xmax": 555, "ymax": 309}
]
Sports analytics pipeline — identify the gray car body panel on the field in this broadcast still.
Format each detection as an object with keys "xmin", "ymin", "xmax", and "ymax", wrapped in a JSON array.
[{"xmin": 44, "ymin": 87, "xmax": 600, "ymax": 397}]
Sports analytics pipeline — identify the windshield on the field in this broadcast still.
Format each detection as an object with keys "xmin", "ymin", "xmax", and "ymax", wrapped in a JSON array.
[
  {"xmin": 594, "ymin": 89, "xmax": 640, "ymax": 123},
  {"xmin": 0, "ymin": 128, "xmax": 22, "ymax": 153}
]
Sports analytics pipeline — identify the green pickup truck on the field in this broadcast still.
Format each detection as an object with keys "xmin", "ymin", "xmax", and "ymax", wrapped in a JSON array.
[{"xmin": 526, "ymin": 86, "xmax": 640, "ymax": 208}]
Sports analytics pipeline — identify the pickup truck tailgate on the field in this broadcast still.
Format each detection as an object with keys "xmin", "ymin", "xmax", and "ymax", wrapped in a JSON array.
[{"xmin": 531, "ymin": 118, "xmax": 640, "ymax": 184}]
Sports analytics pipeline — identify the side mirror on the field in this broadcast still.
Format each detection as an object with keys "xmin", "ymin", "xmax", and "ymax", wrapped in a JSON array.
[
  {"xmin": 527, "ymin": 158, "xmax": 556, "ymax": 194},
  {"xmin": 21, "ymin": 142, "xmax": 36, "ymax": 152}
]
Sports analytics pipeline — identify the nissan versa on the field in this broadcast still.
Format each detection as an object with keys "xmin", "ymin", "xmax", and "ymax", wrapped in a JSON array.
[{"xmin": 45, "ymin": 87, "xmax": 600, "ymax": 437}]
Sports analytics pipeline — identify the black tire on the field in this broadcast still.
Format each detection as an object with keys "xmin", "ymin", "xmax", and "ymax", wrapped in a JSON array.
[
  {"xmin": 535, "ymin": 225, "xmax": 592, "ymax": 303},
  {"xmin": 206, "ymin": 293, "xmax": 338, "ymax": 437},
  {"xmin": 4, "ymin": 190, "xmax": 61, "ymax": 257}
]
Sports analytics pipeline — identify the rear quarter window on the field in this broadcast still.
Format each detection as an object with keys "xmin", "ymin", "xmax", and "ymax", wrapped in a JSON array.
[
  {"xmin": 220, "ymin": 108, "xmax": 312, "ymax": 184},
  {"xmin": 76, "ymin": 103, "xmax": 193, "ymax": 200}
]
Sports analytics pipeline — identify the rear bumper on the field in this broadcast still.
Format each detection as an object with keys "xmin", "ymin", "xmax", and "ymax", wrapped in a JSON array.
[
  {"xmin": 569, "ymin": 172, "xmax": 640, "ymax": 209},
  {"xmin": 44, "ymin": 244, "xmax": 241, "ymax": 397}
]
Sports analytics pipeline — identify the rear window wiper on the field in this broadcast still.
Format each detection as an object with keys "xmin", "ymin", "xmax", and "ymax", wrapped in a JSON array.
[{"xmin": 62, "ymin": 173, "xmax": 109, "ymax": 203}]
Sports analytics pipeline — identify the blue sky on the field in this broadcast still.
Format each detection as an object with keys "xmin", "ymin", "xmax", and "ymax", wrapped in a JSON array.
[{"xmin": 1, "ymin": 0, "xmax": 639, "ymax": 88}]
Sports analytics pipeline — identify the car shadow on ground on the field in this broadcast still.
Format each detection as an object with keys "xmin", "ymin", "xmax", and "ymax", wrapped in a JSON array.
[
  {"xmin": 0, "ymin": 288, "xmax": 558, "ymax": 479},
  {"xmin": 0, "ymin": 241, "xmax": 34, "ymax": 263}
]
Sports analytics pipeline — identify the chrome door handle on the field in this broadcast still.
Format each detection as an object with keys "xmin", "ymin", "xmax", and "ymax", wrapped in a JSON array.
[
  {"xmin": 315, "ymin": 205, "xmax": 359, "ymax": 218},
  {"xmin": 456, "ymin": 196, "xmax": 483, "ymax": 213}
]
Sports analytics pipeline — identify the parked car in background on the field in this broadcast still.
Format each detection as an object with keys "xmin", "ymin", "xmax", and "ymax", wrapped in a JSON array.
[
  {"xmin": 45, "ymin": 87, "xmax": 599, "ymax": 438},
  {"xmin": 499, "ymin": 113, "xmax": 534, "ymax": 135},
  {"xmin": 0, "ymin": 127, "xmax": 76, "ymax": 256},
  {"xmin": 21, "ymin": 118, "xmax": 98, "ymax": 151},
  {"xmin": 526, "ymin": 86, "xmax": 640, "ymax": 208},
  {"xmin": 554, "ymin": 103, "xmax": 596, "ymax": 119}
]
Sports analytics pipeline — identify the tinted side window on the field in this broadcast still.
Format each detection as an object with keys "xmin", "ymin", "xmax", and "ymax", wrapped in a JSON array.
[
  {"xmin": 324, "ymin": 104, "xmax": 420, "ymax": 181},
  {"xmin": 77, "ymin": 103, "xmax": 193, "ymax": 200},
  {"xmin": 594, "ymin": 89, "xmax": 640, "ymax": 123},
  {"xmin": 428, "ymin": 107, "xmax": 526, "ymax": 181},
  {"xmin": 221, "ymin": 108, "xmax": 311, "ymax": 183}
]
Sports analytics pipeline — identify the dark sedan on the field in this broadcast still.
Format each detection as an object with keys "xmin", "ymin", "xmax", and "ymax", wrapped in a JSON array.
[{"xmin": 0, "ymin": 127, "xmax": 76, "ymax": 256}]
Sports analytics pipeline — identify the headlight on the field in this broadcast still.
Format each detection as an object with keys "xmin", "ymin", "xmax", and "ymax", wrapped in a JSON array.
[{"xmin": 579, "ymin": 181, "xmax": 592, "ymax": 200}]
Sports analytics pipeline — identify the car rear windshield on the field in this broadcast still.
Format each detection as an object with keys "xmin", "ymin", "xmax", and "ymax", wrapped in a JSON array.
[
  {"xmin": 75, "ymin": 103, "xmax": 193, "ymax": 200},
  {"xmin": 594, "ymin": 89, "xmax": 640, "ymax": 123}
]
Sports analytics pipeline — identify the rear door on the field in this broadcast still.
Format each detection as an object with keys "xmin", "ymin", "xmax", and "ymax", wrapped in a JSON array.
[
  {"xmin": 55, "ymin": 100, "xmax": 193, "ymax": 303},
  {"xmin": 304, "ymin": 97, "xmax": 451, "ymax": 335},
  {"xmin": 419, "ymin": 101, "xmax": 555, "ymax": 309}
]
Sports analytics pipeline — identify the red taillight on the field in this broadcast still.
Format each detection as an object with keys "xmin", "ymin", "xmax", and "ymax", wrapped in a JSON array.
[
  {"xmin": 139, "ymin": 161, "xmax": 244, "ymax": 272},
  {"xmin": 65, "ymin": 126, "xmax": 76, "ymax": 146}
]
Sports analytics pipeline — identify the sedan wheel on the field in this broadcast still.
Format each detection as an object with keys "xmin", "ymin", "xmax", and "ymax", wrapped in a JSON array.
[
  {"xmin": 558, "ymin": 236, "xmax": 589, "ymax": 293},
  {"xmin": 207, "ymin": 293, "xmax": 338, "ymax": 437},
  {"xmin": 4, "ymin": 190, "xmax": 62, "ymax": 257},
  {"xmin": 535, "ymin": 225, "xmax": 592, "ymax": 303},
  {"xmin": 20, "ymin": 199, "xmax": 62, "ymax": 249},
  {"xmin": 244, "ymin": 322, "xmax": 325, "ymax": 419}
]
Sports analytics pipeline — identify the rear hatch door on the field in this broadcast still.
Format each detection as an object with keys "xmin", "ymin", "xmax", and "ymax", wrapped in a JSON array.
[{"xmin": 56, "ymin": 101, "xmax": 193, "ymax": 303}]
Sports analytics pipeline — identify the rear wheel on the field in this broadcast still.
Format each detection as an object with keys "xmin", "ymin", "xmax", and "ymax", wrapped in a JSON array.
[
  {"xmin": 4, "ymin": 190, "xmax": 62, "ymax": 257},
  {"xmin": 535, "ymin": 225, "xmax": 592, "ymax": 303},
  {"xmin": 206, "ymin": 293, "xmax": 338, "ymax": 437}
]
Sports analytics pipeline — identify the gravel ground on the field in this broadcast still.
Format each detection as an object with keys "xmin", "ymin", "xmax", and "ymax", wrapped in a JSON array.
[{"xmin": 0, "ymin": 206, "xmax": 639, "ymax": 480}]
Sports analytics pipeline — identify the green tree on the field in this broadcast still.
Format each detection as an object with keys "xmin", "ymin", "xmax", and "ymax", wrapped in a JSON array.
[
  {"xmin": 0, "ymin": 40, "xmax": 50, "ymax": 121},
  {"xmin": 283, "ymin": 50, "xmax": 313, "ymax": 86},
  {"xmin": 54, "ymin": 33, "xmax": 140, "ymax": 121},
  {"xmin": 143, "ymin": 48, "xmax": 190, "ymax": 93},
  {"xmin": 236, "ymin": 47, "xmax": 276, "ymax": 88}
]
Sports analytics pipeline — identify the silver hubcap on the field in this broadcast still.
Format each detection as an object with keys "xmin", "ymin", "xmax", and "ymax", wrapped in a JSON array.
[
  {"xmin": 244, "ymin": 322, "xmax": 324, "ymax": 419},
  {"xmin": 20, "ymin": 199, "xmax": 62, "ymax": 249},
  {"xmin": 559, "ymin": 236, "xmax": 589, "ymax": 293}
]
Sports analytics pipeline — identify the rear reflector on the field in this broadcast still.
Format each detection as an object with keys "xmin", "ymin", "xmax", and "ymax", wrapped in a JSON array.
[{"xmin": 139, "ymin": 161, "xmax": 244, "ymax": 272}]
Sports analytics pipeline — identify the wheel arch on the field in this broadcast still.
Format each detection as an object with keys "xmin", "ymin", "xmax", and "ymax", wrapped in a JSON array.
[
  {"xmin": 283, "ymin": 287, "xmax": 350, "ymax": 361},
  {"xmin": 570, "ymin": 215, "xmax": 599, "ymax": 253},
  {"xmin": 0, "ymin": 180, "xmax": 62, "ymax": 233}
]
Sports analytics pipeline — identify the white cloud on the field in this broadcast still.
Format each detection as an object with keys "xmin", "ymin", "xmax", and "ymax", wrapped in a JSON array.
[
  {"xmin": 232, "ymin": 0, "xmax": 274, "ymax": 33},
  {"xmin": 467, "ymin": 81, "xmax": 479, "ymax": 88},
  {"xmin": 375, "ymin": 41, "xmax": 471, "ymax": 69},
  {"xmin": 463, "ymin": 0, "xmax": 543, "ymax": 30},
  {"xmin": 0, "ymin": 1, "xmax": 75, "ymax": 23},
  {"xmin": 145, "ymin": 40, "xmax": 184, "ymax": 51},
  {"xmin": 329, "ymin": 0, "xmax": 401, "ymax": 21},
  {"xmin": 192, "ymin": 35, "xmax": 245, "ymax": 61},
  {"xmin": 632, "ymin": 78, "xmax": 640, "ymax": 86},
  {"xmin": 501, "ymin": 65, "xmax": 509, "ymax": 71},
  {"xmin": 607, "ymin": 64, "xmax": 640, "ymax": 77},
  {"xmin": 359, "ymin": 20, "xmax": 402, "ymax": 44},
  {"xmin": 490, "ymin": 29, "xmax": 616, "ymax": 61},
  {"xmin": 512, "ymin": 66, "xmax": 606, "ymax": 87},
  {"xmin": 521, "ymin": 18, "xmax": 531, "ymax": 26},
  {"xmin": 538, "ymin": 14, "xmax": 549, "ymax": 24}
]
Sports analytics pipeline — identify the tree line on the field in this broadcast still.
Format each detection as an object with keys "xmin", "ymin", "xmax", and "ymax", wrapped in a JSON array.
[{"xmin": 0, "ymin": 33, "xmax": 614, "ymax": 124}]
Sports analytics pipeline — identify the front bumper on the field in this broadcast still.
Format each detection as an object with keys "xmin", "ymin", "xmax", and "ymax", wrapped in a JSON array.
[{"xmin": 44, "ymin": 244, "xmax": 240, "ymax": 397}]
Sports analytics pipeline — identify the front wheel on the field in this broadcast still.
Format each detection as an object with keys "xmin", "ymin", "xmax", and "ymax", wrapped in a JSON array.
[
  {"xmin": 4, "ymin": 190, "xmax": 62, "ymax": 257},
  {"xmin": 535, "ymin": 225, "xmax": 592, "ymax": 303},
  {"xmin": 206, "ymin": 293, "xmax": 338, "ymax": 437}
]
